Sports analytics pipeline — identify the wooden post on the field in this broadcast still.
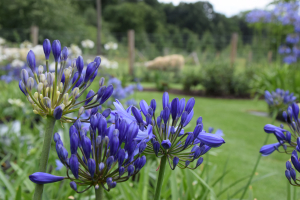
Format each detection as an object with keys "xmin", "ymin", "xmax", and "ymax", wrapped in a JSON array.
[
  {"xmin": 267, "ymin": 51, "xmax": 273, "ymax": 63},
  {"xmin": 230, "ymin": 33, "xmax": 238, "ymax": 67},
  {"xmin": 248, "ymin": 51, "xmax": 253, "ymax": 63},
  {"xmin": 96, "ymin": 0, "xmax": 102, "ymax": 55},
  {"xmin": 31, "ymin": 25, "xmax": 39, "ymax": 46},
  {"xmin": 128, "ymin": 30, "xmax": 135, "ymax": 76}
]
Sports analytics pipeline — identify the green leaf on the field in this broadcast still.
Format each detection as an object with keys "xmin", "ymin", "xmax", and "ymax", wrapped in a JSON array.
[
  {"xmin": 190, "ymin": 170, "xmax": 216, "ymax": 200},
  {"xmin": 0, "ymin": 169, "xmax": 15, "ymax": 196},
  {"xmin": 15, "ymin": 186, "xmax": 22, "ymax": 200}
]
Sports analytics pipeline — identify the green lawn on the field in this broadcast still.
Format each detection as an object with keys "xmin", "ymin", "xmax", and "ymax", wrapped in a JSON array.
[{"xmin": 134, "ymin": 91, "xmax": 295, "ymax": 200}]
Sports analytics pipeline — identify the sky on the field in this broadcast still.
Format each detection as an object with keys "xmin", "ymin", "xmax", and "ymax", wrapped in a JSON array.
[{"xmin": 158, "ymin": 0, "xmax": 274, "ymax": 17}]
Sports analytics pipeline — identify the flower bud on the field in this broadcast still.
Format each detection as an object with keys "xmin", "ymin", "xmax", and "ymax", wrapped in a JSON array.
[
  {"xmin": 100, "ymin": 85, "xmax": 114, "ymax": 105},
  {"xmin": 161, "ymin": 139, "xmax": 171, "ymax": 149},
  {"xmin": 94, "ymin": 56, "xmax": 101, "ymax": 68},
  {"xmin": 99, "ymin": 77, "xmax": 105, "ymax": 87},
  {"xmin": 38, "ymin": 65, "xmax": 44, "ymax": 75},
  {"xmin": 69, "ymin": 154, "xmax": 79, "ymax": 179},
  {"xmin": 96, "ymin": 86, "xmax": 106, "ymax": 101},
  {"xmin": 99, "ymin": 162, "xmax": 105, "ymax": 172},
  {"xmin": 78, "ymin": 107, "xmax": 85, "ymax": 117},
  {"xmin": 153, "ymin": 141, "xmax": 160, "ymax": 156},
  {"xmin": 26, "ymin": 77, "xmax": 34, "ymax": 91},
  {"xmin": 196, "ymin": 157, "xmax": 204, "ymax": 167},
  {"xmin": 53, "ymin": 106, "xmax": 63, "ymax": 120},
  {"xmin": 84, "ymin": 90, "xmax": 95, "ymax": 105},
  {"xmin": 88, "ymin": 158, "xmax": 96, "ymax": 178},
  {"xmin": 40, "ymin": 74, "xmax": 46, "ymax": 83},
  {"xmin": 132, "ymin": 106, "xmax": 143, "ymax": 124},
  {"xmin": 29, "ymin": 172, "xmax": 64, "ymax": 184},
  {"xmin": 173, "ymin": 157, "xmax": 179, "ymax": 169},
  {"xmin": 102, "ymin": 108, "xmax": 111, "ymax": 118},
  {"xmin": 185, "ymin": 97, "xmax": 195, "ymax": 113},
  {"xmin": 19, "ymin": 80, "xmax": 27, "ymax": 95},
  {"xmin": 286, "ymin": 169, "xmax": 291, "ymax": 181},
  {"xmin": 43, "ymin": 97, "xmax": 51, "ymax": 108},
  {"xmin": 61, "ymin": 47, "xmax": 69, "ymax": 61},
  {"xmin": 184, "ymin": 133, "xmax": 194, "ymax": 149},
  {"xmin": 84, "ymin": 62, "xmax": 96, "ymax": 83},
  {"xmin": 81, "ymin": 135, "xmax": 91, "ymax": 159},
  {"xmin": 43, "ymin": 39, "xmax": 51, "ymax": 59},
  {"xmin": 128, "ymin": 165, "xmax": 134, "ymax": 176},
  {"xmin": 139, "ymin": 141, "xmax": 147, "ymax": 153},
  {"xmin": 76, "ymin": 56, "xmax": 84, "ymax": 75},
  {"xmin": 70, "ymin": 181, "xmax": 77, "ymax": 191},
  {"xmin": 119, "ymin": 166, "xmax": 125, "ymax": 177},
  {"xmin": 53, "ymin": 132, "xmax": 61, "ymax": 143},
  {"xmin": 27, "ymin": 50, "xmax": 36, "ymax": 73},
  {"xmin": 21, "ymin": 69, "xmax": 29, "ymax": 84},
  {"xmin": 52, "ymin": 40, "xmax": 61, "ymax": 62},
  {"xmin": 37, "ymin": 83, "xmax": 43, "ymax": 93},
  {"xmin": 70, "ymin": 131, "xmax": 79, "ymax": 154},
  {"xmin": 106, "ymin": 156, "xmax": 114, "ymax": 170}
]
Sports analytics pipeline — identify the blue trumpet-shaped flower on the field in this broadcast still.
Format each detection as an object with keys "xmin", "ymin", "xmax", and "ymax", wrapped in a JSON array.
[
  {"xmin": 112, "ymin": 92, "xmax": 225, "ymax": 170},
  {"xmin": 28, "ymin": 109, "xmax": 148, "ymax": 193}
]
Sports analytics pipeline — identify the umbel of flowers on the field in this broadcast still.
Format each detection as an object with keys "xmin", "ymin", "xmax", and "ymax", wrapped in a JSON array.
[
  {"xmin": 19, "ymin": 39, "xmax": 114, "ymax": 200},
  {"xmin": 29, "ymin": 113, "xmax": 147, "ymax": 195},
  {"xmin": 19, "ymin": 39, "xmax": 113, "ymax": 123},
  {"xmin": 246, "ymin": 2, "xmax": 300, "ymax": 64},
  {"xmin": 112, "ymin": 92, "xmax": 225, "ymax": 199},
  {"xmin": 264, "ymin": 89, "xmax": 297, "ymax": 117}
]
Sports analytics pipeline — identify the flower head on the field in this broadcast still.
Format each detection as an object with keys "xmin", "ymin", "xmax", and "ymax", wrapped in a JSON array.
[
  {"xmin": 112, "ymin": 92, "xmax": 225, "ymax": 170},
  {"xmin": 19, "ymin": 39, "xmax": 110, "ymax": 123},
  {"xmin": 30, "ymin": 111, "xmax": 148, "ymax": 193}
]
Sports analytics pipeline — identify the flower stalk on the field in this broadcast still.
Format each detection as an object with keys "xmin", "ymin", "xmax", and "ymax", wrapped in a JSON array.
[
  {"xmin": 154, "ymin": 156, "xmax": 167, "ymax": 200},
  {"xmin": 95, "ymin": 186, "xmax": 103, "ymax": 200},
  {"xmin": 33, "ymin": 117, "xmax": 56, "ymax": 200}
]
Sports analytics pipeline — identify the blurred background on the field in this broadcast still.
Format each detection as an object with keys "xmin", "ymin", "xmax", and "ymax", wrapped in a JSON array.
[{"xmin": 1, "ymin": 0, "xmax": 300, "ymax": 199}]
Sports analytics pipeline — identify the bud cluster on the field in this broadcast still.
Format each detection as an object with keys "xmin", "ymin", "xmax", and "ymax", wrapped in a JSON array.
[
  {"xmin": 45, "ymin": 111, "xmax": 147, "ymax": 193},
  {"xmin": 285, "ymin": 151, "xmax": 300, "ymax": 187},
  {"xmin": 264, "ymin": 89, "xmax": 296, "ymax": 112},
  {"xmin": 113, "ymin": 92, "xmax": 225, "ymax": 170},
  {"xmin": 19, "ymin": 39, "xmax": 113, "ymax": 123}
]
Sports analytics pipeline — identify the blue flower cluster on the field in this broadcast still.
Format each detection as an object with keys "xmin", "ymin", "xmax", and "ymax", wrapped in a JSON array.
[
  {"xmin": 112, "ymin": 92, "xmax": 225, "ymax": 170},
  {"xmin": 264, "ymin": 89, "xmax": 297, "ymax": 113},
  {"xmin": 260, "ymin": 103, "xmax": 300, "ymax": 156},
  {"xmin": 285, "ymin": 151, "xmax": 300, "ymax": 186},
  {"xmin": 30, "ymin": 111, "xmax": 147, "ymax": 192},
  {"xmin": 246, "ymin": 2, "xmax": 300, "ymax": 64},
  {"xmin": 1, "ymin": 63, "xmax": 29, "ymax": 83}
]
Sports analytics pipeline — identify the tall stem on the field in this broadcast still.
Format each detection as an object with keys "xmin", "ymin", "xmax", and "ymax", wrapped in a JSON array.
[
  {"xmin": 33, "ymin": 117, "xmax": 56, "ymax": 200},
  {"xmin": 287, "ymin": 180, "xmax": 291, "ymax": 200},
  {"xmin": 95, "ymin": 186, "xmax": 103, "ymax": 200},
  {"xmin": 239, "ymin": 114, "xmax": 276, "ymax": 200},
  {"xmin": 154, "ymin": 156, "xmax": 167, "ymax": 200}
]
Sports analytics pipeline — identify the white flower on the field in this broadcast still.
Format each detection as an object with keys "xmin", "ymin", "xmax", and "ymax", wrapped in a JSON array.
[
  {"xmin": 99, "ymin": 56, "xmax": 118, "ymax": 69},
  {"xmin": 0, "ymin": 37, "xmax": 6, "ymax": 45},
  {"xmin": 49, "ymin": 62, "xmax": 61, "ymax": 72},
  {"xmin": 81, "ymin": 39, "xmax": 95, "ymax": 49},
  {"xmin": 104, "ymin": 42, "xmax": 118, "ymax": 50},
  {"xmin": 11, "ymin": 59, "xmax": 25, "ymax": 68},
  {"xmin": 20, "ymin": 40, "xmax": 33, "ymax": 49},
  {"xmin": 70, "ymin": 44, "xmax": 82, "ymax": 57},
  {"xmin": 8, "ymin": 98, "xmax": 25, "ymax": 107},
  {"xmin": 31, "ymin": 45, "xmax": 44, "ymax": 57}
]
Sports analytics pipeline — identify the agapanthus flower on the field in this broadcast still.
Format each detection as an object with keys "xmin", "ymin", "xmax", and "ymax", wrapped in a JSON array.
[
  {"xmin": 286, "ymin": 34, "xmax": 300, "ymax": 44},
  {"xmin": 29, "ymin": 112, "xmax": 147, "ymax": 192},
  {"xmin": 19, "ymin": 39, "xmax": 112, "ymax": 123},
  {"xmin": 278, "ymin": 45, "xmax": 291, "ymax": 55},
  {"xmin": 285, "ymin": 151, "xmax": 300, "ymax": 186},
  {"xmin": 112, "ymin": 92, "xmax": 225, "ymax": 170},
  {"xmin": 246, "ymin": 10, "xmax": 273, "ymax": 23},
  {"xmin": 283, "ymin": 55, "xmax": 297, "ymax": 64},
  {"xmin": 264, "ymin": 89, "xmax": 297, "ymax": 113},
  {"xmin": 260, "ymin": 103, "xmax": 300, "ymax": 156}
]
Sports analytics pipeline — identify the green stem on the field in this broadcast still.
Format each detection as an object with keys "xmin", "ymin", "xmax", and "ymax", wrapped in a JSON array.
[
  {"xmin": 95, "ymin": 186, "xmax": 103, "ymax": 200},
  {"xmin": 33, "ymin": 117, "xmax": 56, "ymax": 200},
  {"xmin": 239, "ymin": 114, "xmax": 276, "ymax": 200},
  {"xmin": 293, "ymin": 182, "xmax": 297, "ymax": 200},
  {"xmin": 154, "ymin": 156, "xmax": 167, "ymax": 200},
  {"xmin": 287, "ymin": 180, "xmax": 291, "ymax": 200}
]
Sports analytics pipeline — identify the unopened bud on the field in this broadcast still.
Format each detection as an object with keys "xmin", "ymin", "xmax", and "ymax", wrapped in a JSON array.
[
  {"xmin": 26, "ymin": 77, "xmax": 34, "ymax": 91},
  {"xmin": 71, "ymin": 58, "xmax": 76, "ymax": 68},
  {"xmin": 39, "ymin": 94, "xmax": 43, "ymax": 100},
  {"xmin": 99, "ymin": 77, "xmax": 105, "ymax": 87},
  {"xmin": 43, "ymin": 97, "xmax": 51, "ymax": 108},
  {"xmin": 78, "ymin": 107, "xmax": 85, "ymax": 117},
  {"xmin": 63, "ymin": 93, "xmax": 69, "ymax": 106},
  {"xmin": 40, "ymin": 74, "xmax": 46, "ymax": 82},
  {"xmin": 33, "ymin": 110, "xmax": 39, "ymax": 115},
  {"xmin": 72, "ymin": 87, "xmax": 79, "ymax": 98},
  {"xmin": 38, "ymin": 65, "xmax": 44, "ymax": 74},
  {"xmin": 59, "ymin": 82, "xmax": 63, "ymax": 91},
  {"xmin": 34, "ymin": 92, "xmax": 39, "ymax": 100},
  {"xmin": 37, "ymin": 83, "xmax": 43, "ymax": 93}
]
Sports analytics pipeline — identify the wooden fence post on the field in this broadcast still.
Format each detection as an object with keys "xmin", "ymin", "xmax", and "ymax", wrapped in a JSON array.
[
  {"xmin": 230, "ymin": 33, "xmax": 238, "ymax": 67},
  {"xmin": 268, "ymin": 51, "xmax": 273, "ymax": 63},
  {"xmin": 128, "ymin": 30, "xmax": 135, "ymax": 76},
  {"xmin": 31, "ymin": 25, "xmax": 39, "ymax": 46}
]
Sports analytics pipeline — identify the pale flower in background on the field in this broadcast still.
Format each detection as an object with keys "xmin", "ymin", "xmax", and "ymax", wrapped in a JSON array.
[
  {"xmin": 31, "ymin": 45, "xmax": 44, "ymax": 57},
  {"xmin": 70, "ymin": 44, "xmax": 82, "ymax": 57},
  {"xmin": 20, "ymin": 40, "xmax": 32, "ymax": 49},
  {"xmin": 104, "ymin": 42, "xmax": 118, "ymax": 50},
  {"xmin": 11, "ymin": 59, "xmax": 25, "ymax": 68},
  {"xmin": 0, "ymin": 37, "xmax": 5, "ymax": 45},
  {"xmin": 99, "ymin": 56, "xmax": 119, "ymax": 69},
  {"xmin": 81, "ymin": 39, "xmax": 95, "ymax": 49},
  {"xmin": 8, "ymin": 98, "xmax": 25, "ymax": 107}
]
